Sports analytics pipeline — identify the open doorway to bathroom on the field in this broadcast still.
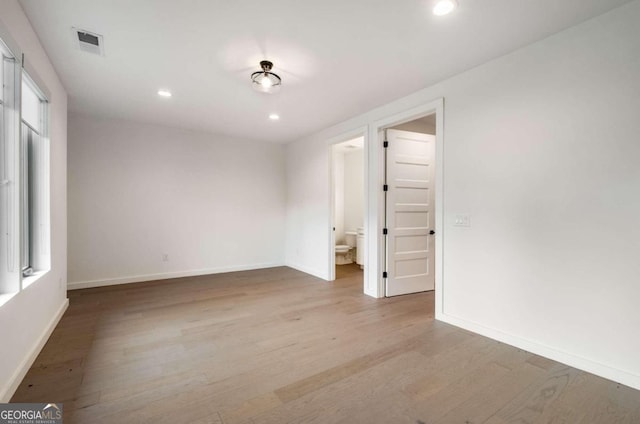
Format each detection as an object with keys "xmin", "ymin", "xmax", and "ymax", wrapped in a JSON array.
[{"xmin": 330, "ymin": 136, "xmax": 365, "ymax": 284}]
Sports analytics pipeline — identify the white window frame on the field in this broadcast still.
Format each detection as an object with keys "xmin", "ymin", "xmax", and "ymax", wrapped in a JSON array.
[
  {"xmin": 0, "ymin": 22, "xmax": 52, "ymax": 304},
  {"xmin": 0, "ymin": 34, "xmax": 22, "ymax": 303},
  {"xmin": 20, "ymin": 71, "xmax": 51, "ymax": 288}
]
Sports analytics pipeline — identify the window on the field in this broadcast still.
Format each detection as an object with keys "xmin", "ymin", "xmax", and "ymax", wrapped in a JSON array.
[
  {"xmin": 20, "ymin": 73, "xmax": 49, "ymax": 282},
  {"xmin": 0, "ymin": 29, "xmax": 50, "ymax": 302},
  {"xmin": 0, "ymin": 36, "xmax": 21, "ymax": 297}
]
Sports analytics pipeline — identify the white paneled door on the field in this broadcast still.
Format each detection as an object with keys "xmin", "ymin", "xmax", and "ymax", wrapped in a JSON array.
[{"xmin": 385, "ymin": 129, "xmax": 435, "ymax": 296}]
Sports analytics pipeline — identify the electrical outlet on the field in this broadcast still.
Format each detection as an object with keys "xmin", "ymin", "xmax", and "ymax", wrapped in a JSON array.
[
  {"xmin": 454, "ymin": 214, "xmax": 471, "ymax": 227},
  {"xmin": 162, "ymin": 254, "xmax": 169, "ymax": 262}
]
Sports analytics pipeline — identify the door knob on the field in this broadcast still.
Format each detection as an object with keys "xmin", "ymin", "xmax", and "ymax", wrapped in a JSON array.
[{"xmin": 429, "ymin": 230, "xmax": 435, "ymax": 235}]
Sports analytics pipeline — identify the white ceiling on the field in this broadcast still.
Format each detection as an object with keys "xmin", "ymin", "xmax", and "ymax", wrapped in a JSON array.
[
  {"xmin": 334, "ymin": 137, "xmax": 365, "ymax": 154},
  {"xmin": 20, "ymin": 0, "xmax": 631, "ymax": 143}
]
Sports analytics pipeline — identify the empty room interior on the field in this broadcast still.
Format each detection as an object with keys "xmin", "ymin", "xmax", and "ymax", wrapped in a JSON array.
[{"xmin": 1, "ymin": 0, "xmax": 640, "ymax": 422}]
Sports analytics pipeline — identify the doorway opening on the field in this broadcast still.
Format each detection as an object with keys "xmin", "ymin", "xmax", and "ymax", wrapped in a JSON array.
[
  {"xmin": 365, "ymin": 99, "xmax": 443, "ymax": 308},
  {"xmin": 330, "ymin": 136, "xmax": 365, "ymax": 284},
  {"xmin": 383, "ymin": 114, "xmax": 437, "ymax": 297},
  {"xmin": 325, "ymin": 98, "xmax": 443, "ymax": 306}
]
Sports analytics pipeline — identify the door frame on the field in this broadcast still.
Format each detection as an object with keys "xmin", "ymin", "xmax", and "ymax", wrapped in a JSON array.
[
  {"xmin": 327, "ymin": 126, "xmax": 368, "ymax": 282},
  {"xmin": 369, "ymin": 99, "xmax": 444, "ymax": 317}
]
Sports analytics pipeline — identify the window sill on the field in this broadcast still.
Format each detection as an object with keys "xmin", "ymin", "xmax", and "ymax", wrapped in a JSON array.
[{"xmin": 23, "ymin": 269, "xmax": 49, "ymax": 289}]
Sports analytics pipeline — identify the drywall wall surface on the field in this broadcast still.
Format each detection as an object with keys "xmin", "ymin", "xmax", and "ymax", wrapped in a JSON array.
[
  {"xmin": 285, "ymin": 136, "xmax": 331, "ymax": 278},
  {"xmin": 333, "ymin": 149, "xmax": 345, "ymax": 245},
  {"xmin": 284, "ymin": 1, "xmax": 640, "ymax": 389},
  {"xmin": 68, "ymin": 114, "xmax": 286, "ymax": 288},
  {"xmin": 0, "ymin": 0, "xmax": 68, "ymax": 401},
  {"xmin": 343, "ymin": 150, "xmax": 364, "ymax": 233}
]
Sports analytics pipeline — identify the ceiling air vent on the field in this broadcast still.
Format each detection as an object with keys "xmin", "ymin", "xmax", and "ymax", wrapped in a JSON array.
[{"xmin": 73, "ymin": 28, "xmax": 104, "ymax": 56}]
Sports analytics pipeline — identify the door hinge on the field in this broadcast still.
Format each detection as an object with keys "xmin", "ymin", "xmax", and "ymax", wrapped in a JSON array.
[
  {"xmin": 383, "ymin": 140, "xmax": 389, "ymax": 148},
  {"xmin": 383, "ymin": 228, "xmax": 388, "ymax": 235},
  {"xmin": 383, "ymin": 271, "xmax": 388, "ymax": 278},
  {"xmin": 383, "ymin": 184, "xmax": 388, "ymax": 192}
]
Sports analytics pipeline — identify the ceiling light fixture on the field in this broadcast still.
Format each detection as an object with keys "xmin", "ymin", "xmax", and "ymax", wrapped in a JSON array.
[
  {"xmin": 433, "ymin": 0, "xmax": 457, "ymax": 16},
  {"xmin": 251, "ymin": 61, "xmax": 282, "ymax": 94},
  {"xmin": 269, "ymin": 113, "xmax": 280, "ymax": 120},
  {"xmin": 157, "ymin": 89, "xmax": 172, "ymax": 98}
]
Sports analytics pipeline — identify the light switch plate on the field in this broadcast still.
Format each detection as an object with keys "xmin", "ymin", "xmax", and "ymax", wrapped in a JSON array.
[{"xmin": 454, "ymin": 214, "xmax": 471, "ymax": 227}]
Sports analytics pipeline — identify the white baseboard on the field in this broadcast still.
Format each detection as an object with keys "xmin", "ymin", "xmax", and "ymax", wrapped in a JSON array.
[
  {"xmin": 0, "ymin": 298, "xmax": 69, "ymax": 402},
  {"xmin": 284, "ymin": 262, "xmax": 327, "ymax": 280},
  {"xmin": 67, "ymin": 262, "xmax": 285, "ymax": 290},
  {"xmin": 438, "ymin": 312, "xmax": 640, "ymax": 391}
]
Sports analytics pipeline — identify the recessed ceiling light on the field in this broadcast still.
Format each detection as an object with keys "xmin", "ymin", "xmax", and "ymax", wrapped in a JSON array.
[
  {"xmin": 269, "ymin": 113, "xmax": 280, "ymax": 120},
  {"xmin": 157, "ymin": 89, "xmax": 172, "ymax": 98},
  {"xmin": 433, "ymin": 0, "xmax": 457, "ymax": 16}
]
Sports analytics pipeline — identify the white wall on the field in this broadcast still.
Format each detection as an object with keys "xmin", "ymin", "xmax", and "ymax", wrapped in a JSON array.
[
  {"xmin": 0, "ymin": 0, "xmax": 68, "ymax": 401},
  {"xmin": 285, "ymin": 1, "xmax": 640, "ymax": 390},
  {"xmin": 68, "ymin": 114, "xmax": 286, "ymax": 289},
  {"xmin": 332, "ymin": 147, "xmax": 364, "ymax": 246},
  {"xmin": 332, "ymin": 149, "xmax": 345, "ymax": 245},
  {"xmin": 343, "ymin": 150, "xmax": 364, "ymax": 234}
]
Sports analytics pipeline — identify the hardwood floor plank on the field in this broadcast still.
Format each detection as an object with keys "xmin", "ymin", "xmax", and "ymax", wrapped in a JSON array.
[
  {"xmin": 10, "ymin": 264, "xmax": 640, "ymax": 424},
  {"xmin": 490, "ymin": 364, "xmax": 579, "ymax": 423},
  {"xmin": 273, "ymin": 335, "xmax": 424, "ymax": 403},
  {"xmin": 433, "ymin": 361, "xmax": 545, "ymax": 424}
]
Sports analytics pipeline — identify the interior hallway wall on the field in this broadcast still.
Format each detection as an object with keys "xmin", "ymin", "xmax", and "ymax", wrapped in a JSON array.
[
  {"xmin": 333, "ymin": 149, "xmax": 345, "ymax": 245},
  {"xmin": 68, "ymin": 114, "xmax": 286, "ymax": 288},
  {"xmin": 284, "ymin": 1, "xmax": 640, "ymax": 389},
  {"xmin": 343, "ymin": 150, "xmax": 364, "ymax": 234}
]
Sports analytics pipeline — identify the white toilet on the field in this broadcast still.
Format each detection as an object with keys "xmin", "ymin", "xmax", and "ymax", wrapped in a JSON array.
[{"xmin": 336, "ymin": 231, "xmax": 357, "ymax": 265}]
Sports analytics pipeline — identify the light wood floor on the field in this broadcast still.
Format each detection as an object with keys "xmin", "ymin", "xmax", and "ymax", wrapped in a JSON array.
[{"xmin": 12, "ymin": 265, "xmax": 640, "ymax": 423}]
